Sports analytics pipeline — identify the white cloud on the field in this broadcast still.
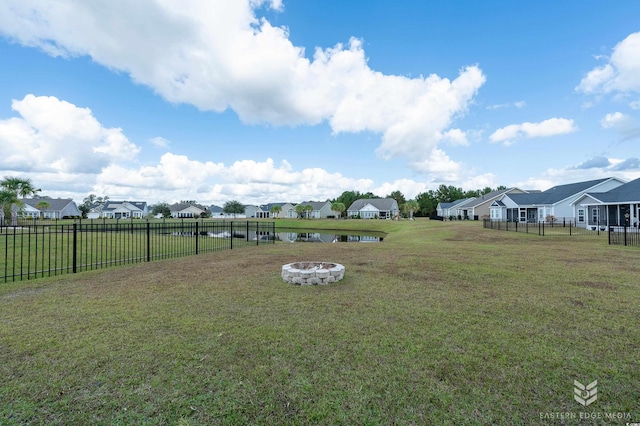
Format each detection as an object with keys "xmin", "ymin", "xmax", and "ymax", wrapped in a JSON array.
[
  {"xmin": 576, "ymin": 32, "xmax": 640, "ymax": 96},
  {"xmin": 489, "ymin": 118, "xmax": 577, "ymax": 145},
  {"xmin": 442, "ymin": 128, "xmax": 468, "ymax": 146},
  {"xmin": 149, "ymin": 136, "xmax": 170, "ymax": 148},
  {"xmin": 486, "ymin": 101, "xmax": 526, "ymax": 110},
  {"xmin": 600, "ymin": 112, "xmax": 640, "ymax": 141},
  {"xmin": 0, "ymin": 94, "xmax": 140, "ymax": 174},
  {"xmin": 0, "ymin": 0, "xmax": 485, "ymax": 174},
  {"xmin": 94, "ymin": 154, "xmax": 376, "ymax": 205},
  {"xmin": 373, "ymin": 179, "xmax": 429, "ymax": 200}
]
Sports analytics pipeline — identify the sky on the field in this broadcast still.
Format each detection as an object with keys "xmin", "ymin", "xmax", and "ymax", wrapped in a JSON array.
[{"xmin": 1, "ymin": 0, "xmax": 639, "ymax": 207}]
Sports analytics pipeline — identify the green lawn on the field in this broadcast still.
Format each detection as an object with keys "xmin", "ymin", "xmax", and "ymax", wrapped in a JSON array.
[{"xmin": 1, "ymin": 219, "xmax": 638, "ymax": 425}]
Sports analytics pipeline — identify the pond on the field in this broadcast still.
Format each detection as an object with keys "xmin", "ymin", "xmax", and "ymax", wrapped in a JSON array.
[{"xmin": 274, "ymin": 228, "xmax": 385, "ymax": 243}]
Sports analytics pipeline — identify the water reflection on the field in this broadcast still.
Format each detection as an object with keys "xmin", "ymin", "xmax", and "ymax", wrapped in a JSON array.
[{"xmin": 276, "ymin": 231, "xmax": 384, "ymax": 243}]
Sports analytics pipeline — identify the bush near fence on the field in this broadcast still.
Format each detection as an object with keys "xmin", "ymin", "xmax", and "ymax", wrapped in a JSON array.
[{"xmin": 1, "ymin": 220, "xmax": 275, "ymax": 283}]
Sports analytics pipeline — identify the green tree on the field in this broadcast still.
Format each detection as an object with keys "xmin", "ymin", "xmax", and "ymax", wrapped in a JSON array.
[
  {"xmin": 387, "ymin": 190, "xmax": 406, "ymax": 210},
  {"xmin": 436, "ymin": 185, "xmax": 464, "ymax": 203},
  {"xmin": 223, "ymin": 200, "xmax": 245, "ymax": 218},
  {"xmin": 415, "ymin": 190, "xmax": 438, "ymax": 217},
  {"xmin": 152, "ymin": 202, "xmax": 172, "ymax": 218},
  {"xmin": 403, "ymin": 200, "xmax": 420, "ymax": 220},
  {"xmin": 270, "ymin": 205, "xmax": 282, "ymax": 219},
  {"xmin": 35, "ymin": 201, "xmax": 50, "ymax": 219},
  {"xmin": 0, "ymin": 176, "xmax": 41, "ymax": 226},
  {"xmin": 331, "ymin": 202, "xmax": 346, "ymax": 219},
  {"xmin": 294, "ymin": 204, "xmax": 306, "ymax": 219}
]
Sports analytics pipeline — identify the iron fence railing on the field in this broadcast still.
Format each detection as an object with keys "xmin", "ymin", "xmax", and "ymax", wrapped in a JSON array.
[
  {"xmin": 483, "ymin": 218, "xmax": 640, "ymax": 247},
  {"xmin": 482, "ymin": 218, "xmax": 607, "ymax": 237},
  {"xmin": 608, "ymin": 225, "xmax": 640, "ymax": 247},
  {"xmin": 1, "ymin": 220, "xmax": 275, "ymax": 283}
]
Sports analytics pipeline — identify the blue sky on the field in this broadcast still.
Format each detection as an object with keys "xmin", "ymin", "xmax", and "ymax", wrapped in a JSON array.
[{"xmin": 1, "ymin": 0, "xmax": 639, "ymax": 206}]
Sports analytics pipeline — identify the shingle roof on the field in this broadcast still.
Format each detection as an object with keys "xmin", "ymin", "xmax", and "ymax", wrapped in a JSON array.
[
  {"xmin": 347, "ymin": 198, "xmax": 398, "ymax": 211},
  {"xmin": 584, "ymin": 177, "xmax": 640, "ymax": 203},
  {"xmin": 22, "ymin": 198, "xmax": 75, "ymax": 211},
  {"xmin": 507, "ymin": 178, "xmax": 613, "ymax": 205},
  {"xmin": 456, "ymin": 189, "xmax": 516, "ymax": 208}
]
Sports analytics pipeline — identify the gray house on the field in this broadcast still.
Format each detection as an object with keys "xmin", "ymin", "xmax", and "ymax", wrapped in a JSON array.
[
  {"xmin": 89, "ymin": 201, "xmax": 148, "ymax": 219},
  {"xmin": 347, "ymin": 198, "xmax": 399, "ymax": 219},
  {"xmin": 490, "ymin": 177, "xmax": 625, "ymax": 223},
  {"xmin": 436, "ymin": 198, "xmax": 474, "ymax": 218},
  {"xmin": 297, "ymin": 201, "xmax": 334, "ymax": 219},
  {"xmin": 572, "ymin": 177, "xmax": 640, "ymax": 229},
  {"xmin": 20, "ymin": 198, "xmax": 81, "ymax": 219}
]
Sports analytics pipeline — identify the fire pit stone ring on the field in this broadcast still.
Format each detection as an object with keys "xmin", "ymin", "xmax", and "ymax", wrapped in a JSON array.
[{"xmin": 282, "ymin": 262, "xmax": 345, "ymax": 285}]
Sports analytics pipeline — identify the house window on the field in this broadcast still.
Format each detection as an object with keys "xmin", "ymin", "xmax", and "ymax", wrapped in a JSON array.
[
  {"xmin": 591, "ymin": 208, "xmax": 599, "ymax": 224},
  {"xmin": 578, "ymin": 209, "xmax": 585, "ymax": 222},
  {"xmin": 519, "ymin": 210, "xmax": 526, "ymax": 222}
]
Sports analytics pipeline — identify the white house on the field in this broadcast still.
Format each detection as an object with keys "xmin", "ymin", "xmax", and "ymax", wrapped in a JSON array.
[
  {"xmin": 89, "ymin": 201, "xmax": 148, "ymax": 219},
  {"xmin": 169, "ymin": 202, "xmax": 208, "ymax": 218},
  {"xmin": 347, "ymin": 198, "xmax": 399, "ymax": 219},
  {"xmin": 436, "ymin": 198, "xmax": 474, "ymax": 218}
]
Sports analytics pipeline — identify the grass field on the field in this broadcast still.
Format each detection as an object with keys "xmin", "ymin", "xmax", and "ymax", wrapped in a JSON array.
[{"xmin": 1, "ymin": 219, "xmax": 638, "ymax": 425}]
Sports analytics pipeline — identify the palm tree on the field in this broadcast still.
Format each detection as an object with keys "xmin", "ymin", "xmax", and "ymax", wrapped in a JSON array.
[
  {"xmin": 0, "ymin": 176, "xmax": 40, "ymax": 226},
  {"xmin": 270, "ymin": 205, "xmax": 282, "ymax": 219},
  {"xmin": 331, "ymin": 202, "xmax": 345, "ymax": 219},
  {"xmin": 36, "ymin": 201, "xmax": 51, "ymax": 219},
  {"xmin": 295, "ymin": 204, "xmax": 306, "ymax": 219},
  {"xmin": 404, "ymin": 200, "xmax": 420, "ymax": 220},
  {"xmin": 303, "ymin": 204, "xmax": 314, "ymax": 219}
]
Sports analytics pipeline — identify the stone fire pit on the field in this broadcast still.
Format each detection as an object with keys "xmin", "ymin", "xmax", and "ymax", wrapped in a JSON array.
[{"xmin": 281, "ymin": 261, "xmax": 345, "ymax": 285}]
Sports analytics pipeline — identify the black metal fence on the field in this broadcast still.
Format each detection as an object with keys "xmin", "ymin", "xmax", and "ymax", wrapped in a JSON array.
[
  {"xmin": 608, "ymin": 225, "xmax": 640, "ymax": 247},
  {"xmin": 1, "ymin": 220, "xmax": 275, "ymax": 283},
  {"xmin": 482, "ymin": 218, "xmax": 607, "ymax": 237},
  {"xmin": 483, "ymin": 218, "xmax": 640, "ymax": 247}
]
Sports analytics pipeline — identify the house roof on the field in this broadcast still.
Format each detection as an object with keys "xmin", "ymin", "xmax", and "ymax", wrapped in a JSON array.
[
  {"xmin": 437, "ymin": 198, "xmax": 475, "ymax": 210},
  {"xmin": 169, "ymin": 202, "xmax": 207, "ymax": 212},
  {"xmin": 506, "ymin": 178, "xmax": 615, "ymax": 206},
  {"xmin": 582, "ymin": 177, "xmax": 640, "ymax": 204},
  {"xmin": 347, "ymin": 198, "xmax": 398, "ymax": 211},
  {"xmin": 298, "ymin": 201, "xmax": 330, "ymax": 210},
  {"xmin": 22, "ymin": 198, "xmax": 76, "ymax": 211},
  {"xmin": 102, "ymin": 201, "xmax": 147, "ymax": 212},
  {"xmin": 455, "ymin": 189, "xmax": 519, "ymax": 208}
]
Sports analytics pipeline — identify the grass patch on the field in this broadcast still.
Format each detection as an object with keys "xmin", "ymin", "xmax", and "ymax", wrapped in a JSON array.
[{"xmin": 1, "ymin": 219, "xmax": 639, "ymax": 424}]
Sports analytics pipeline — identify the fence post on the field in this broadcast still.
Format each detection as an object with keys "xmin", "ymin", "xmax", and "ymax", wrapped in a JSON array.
[
  {"xmin": 608, "ymin": 225, "xmax": 611, "ymax": 245},
  {"xmin": 246, "ymin": 221, "xmax": 249, "ymax": 242},
  {"xmin": 256, "ymin": 221, "xmax": 260, "ymax": 246},
  {"xmin": 72, "ymin": 222, "xmax": 77, "ymax": 273},
  {"xmin": 230, "ymin": 221, "xmax": 233, "ymax": 250},
  {"xmin": 624, "ymin": 225, "xmax": 627, "ymax": 246},
  {"xmin": 195, "ymin": 221, "xmax": 199, "ymax": 255},
  {"xmin": 146, "ymin": 221, "xmax": 151, "ymax": 262}
]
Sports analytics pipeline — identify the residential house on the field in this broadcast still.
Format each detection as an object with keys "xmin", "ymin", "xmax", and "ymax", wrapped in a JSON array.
[
  {"xmin": 490, "ymin": 177, "xmax": 625, "ymax": 223},
  {"xmin": 347, "ymin": 198, "xmax": 399, "ymax": 219},
  {"xmin": 208, "ymin": 205, "xmax": 241, "ymax": 219},
  {"xmin": 169, "ymin": 202, "xmax": 208, "ymax": 218},
  {"xmin": 453, "ymin": 188, "xmax": 525, "ymax": 220},
  {"xmin": 572, "ymin": 177, "xmax": 640, "ymax": 229},
  {"xmin": 436, "ymin": 198, "xmax": 474, "ymax": 218},
  {"xmin": 20, "ymin": 198, "xmax": 81, "ymax": 219},
  {"xmin": 88, "ymin": 201, "xmax": 148, "ymax": 219},
  {"xmin": 245, "ymin": 202, "xmax": 296, "ymax": 219},
  {"xmin": 297, "ymin": 201, "xmax": 334, "ymax": 219}
]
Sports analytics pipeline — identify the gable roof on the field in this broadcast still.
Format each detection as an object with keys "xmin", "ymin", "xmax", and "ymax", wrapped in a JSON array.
[
  {"xmin": 437, "ymin": 198, "xmax": 475, "ymax": 210},
  {"xmin": 582, "ymin": 177, "xmax": 640, "ymax": 204},
  {"xmin": 347, "ymin": 198, "xmax": 398, "ymax": 212},
  {"xmin": 169, "ymin": 202, "xmax": 207, "ymax": 212},
  {"xmin": 102, "ymin": 201, "xmax": 147, "ymax": 212},
  {"xmin": 22, "ymin": 198, "xmax": 76, "ymax": 211},
  {"xmin": 455, "ymin": 188, "xmax": 520, "ymax": 208},
  {"xmin": 507, "ymin": 178, "xmax": 615, "ymax": 205},
  {"xmin": 298, "ymin": 201, "xmax": 330, "ymax": 210}
]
